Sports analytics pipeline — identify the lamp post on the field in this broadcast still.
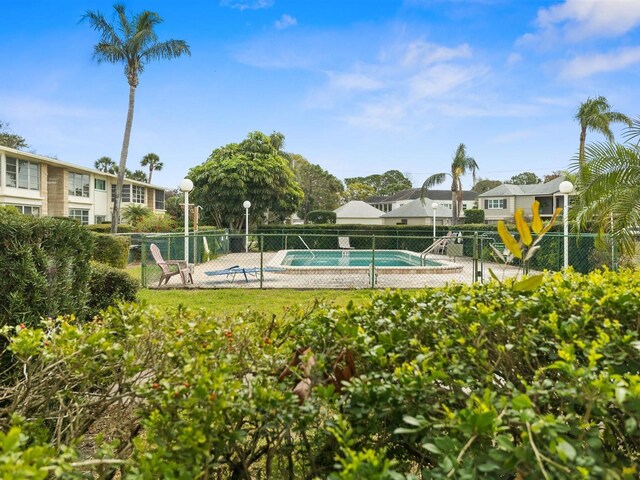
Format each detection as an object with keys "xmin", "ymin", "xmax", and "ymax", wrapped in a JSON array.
[
  {"xmin": 243, "ymin": 200, "xmax": 251, "ymax": 253},
  {"xmin": 558, "ymin": 180, "xmax": 574, "ymax": 270},
  {"xmin": 179, "ymin": 178, "xmax": 194, "ymax": 264},
  {"xmin": 431, "ymin": 202, "xmax": 438, "ymax": 239}
]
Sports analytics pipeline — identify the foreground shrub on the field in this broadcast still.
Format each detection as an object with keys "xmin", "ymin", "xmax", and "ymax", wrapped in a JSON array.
[
  {"xmin": 85, "ymin": 223, "xmax": 134, "ymax": 233},
  {"xmin": 92, "ymin": 233, "xmax": 130, "ymax": 268},
  {"xmin": 87, "ymin": 262, "xmax": 139, "ymax": 316},
  {"xmin": 136, "ymin": 213, "xmax": 176, "ymax": 232},
  {"xmin": 0, "ymin": 213, "xmax": 93, "ymax": 327},
  {"xmin": 1, "ymin": 269, "xmax": 639, "ymax": 478}
]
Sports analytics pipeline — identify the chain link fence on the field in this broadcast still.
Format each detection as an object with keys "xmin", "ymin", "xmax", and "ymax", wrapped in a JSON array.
[{"xmin": 138, "ymin": 230, "xmax": 624, "ymax": 289}]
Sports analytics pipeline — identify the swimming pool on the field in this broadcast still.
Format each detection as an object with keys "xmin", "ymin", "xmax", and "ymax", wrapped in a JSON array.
[
  {"xmin": 279, "ymin": 250, "xmax": 439, "ymax": 267},
  {"xmin": 268, "ymin": 249, "xmax": 463, "ymax": 274}
]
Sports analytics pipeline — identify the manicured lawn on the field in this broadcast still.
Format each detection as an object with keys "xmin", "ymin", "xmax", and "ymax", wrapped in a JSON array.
[
  {"xmin": 128, "ymin": 264, "xmax": 375, "ymax": 316},
  {"xmin": 137, "ymin": 288, "xmax": 374, "ymax": 316}
]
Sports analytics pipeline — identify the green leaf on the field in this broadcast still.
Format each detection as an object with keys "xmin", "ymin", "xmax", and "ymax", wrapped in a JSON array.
[
  {"xmin": 512, "ymin": 394, "xmax": 533, "ymax": 410},
  {"xmin": 625, "ymin": 417, "xmax": 637, "ymax": 434},
  {"xmin": 513, "ymin": 274, "xmax": 544, "ymax": 292},
  {"xmin": 422, "ymin": 443, "xmax": 442, "ymax": 455},
  {"xmin": 556, "ymin": 440, "xmax": 576, "ymax": 461},
  {"xmin": 402, "ymin": 415, "xmax": 423, "ymax": 427}
]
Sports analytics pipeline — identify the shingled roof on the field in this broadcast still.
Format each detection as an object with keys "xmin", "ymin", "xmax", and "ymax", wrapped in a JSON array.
[{"xmin": 367, "ymin": 188, "xmax": 477, "ymax": 203}]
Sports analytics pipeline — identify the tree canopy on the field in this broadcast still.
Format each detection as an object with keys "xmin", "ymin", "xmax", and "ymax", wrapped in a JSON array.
[
  {"xmin": 345, "ymin": 170, "xmax": 412, "ymax": 196},
  {"xmin": 506, "ymin": 171, "xmax": 541, "ymax": 185},
  {"xmin": 292, "ymin": 154, "xmax": 343, "ymax": 222},
  {"xmin": 0, "ymin": 121, "xmax": 28, "ymax": 150},
  {"xmin": 471, "ymin": 178, "xmax": 502, "ymax": 194},
  {"xmin": 140, "ymin": 153, "xmax": 163, "ymax": 183},
  {"xmin": 341, "ymin": 182, "xmax": 378, "ymax": 203},
  {"xmin": 189, "ymin": 132, "xmax": 303, "ymax": 230}
]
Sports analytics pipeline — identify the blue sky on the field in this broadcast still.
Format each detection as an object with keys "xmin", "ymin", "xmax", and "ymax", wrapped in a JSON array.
[{"xmin": 1, "ymin": 0, "xmax": 640, "ymax": 190}]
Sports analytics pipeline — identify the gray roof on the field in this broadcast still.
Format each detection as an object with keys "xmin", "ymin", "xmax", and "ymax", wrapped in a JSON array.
[
  {"xmin": 381, "ymin": 198, "xmax": 461, "ymax": 218},
  {"xmin": 334, "ymin": 200, "xmax": 384, "ymax": 218},
  {"xmin": 478, "ymin": 176, "xmax": 566, "ymax": 197},
  {"xmin": 368, "ymin": 188, "xmax": 476, "ymax": 203}
]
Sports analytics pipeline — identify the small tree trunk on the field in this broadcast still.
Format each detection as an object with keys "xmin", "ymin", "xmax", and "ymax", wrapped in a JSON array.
[
  {"xmin": 578, "ymin": 125, "xmax": 587, "ymax": 179},
  {"xmin": 111, "ymin": 83, "xmax": 137, "ymax": 234},
  {"xmin": 451, "ymin": 187, "xmax": 458, "ymax": 226}
]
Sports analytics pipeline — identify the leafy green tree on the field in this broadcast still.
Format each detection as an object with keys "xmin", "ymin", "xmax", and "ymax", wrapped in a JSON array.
[
  {"xmin": 421, "ymin": 143, "xmax": 478, "ymax": 225},
  {"xmin": 94, "ymin": 156, "xmax": 116, "ymax": 174},
  {"xmin": 471, "ymin": 178, "xmax": 502, "ymax": 194},
  {"xmin": 575, "ymin": 120, "xmax": 640, "ymax": 255},
  {"xmin": 122, "ymin": 204, "xmax": 152, "ymax": 227},
  {"xmin": 129, "ymin": 169, "xmax": 148, "ymax": 182},
  {"xmin": 340, "ymin": 182, "xmax": 377, "ymax": 203},
  {"xmin": 506, "ymin": 171, "xmax": 541, "ymax": 185},
  {"xmin": 83, "ymin": 4, "xmax": 190, "ymax": 234},
  {"xmin": 189, "ymin": 132, "xmax": 303, "ymax": 229},
  {"xmin": 293, "ymin": 155, "xmax": 343, "ymax": 222},
  {"xmin": 576, "ymin": 96, "xmax": 631, "ymax": 177},
  {"xmin": 140, "ymin": 152, "xmax": 163, "ymax": 183},
  {"xmin": 0, "ymin": 121, "xmax": 28, "ymax": 150},
  {"xmin": 345, "ymin": 170, "xmax": 412, "ymax": 196}
]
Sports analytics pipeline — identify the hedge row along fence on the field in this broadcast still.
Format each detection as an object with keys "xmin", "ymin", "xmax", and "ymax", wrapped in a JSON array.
[{"xmin": 1, "ymin": 269, "xmax": 638, "ymax": 478}]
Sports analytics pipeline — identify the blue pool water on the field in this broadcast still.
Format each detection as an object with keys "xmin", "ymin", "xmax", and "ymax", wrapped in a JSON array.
[{"xmin": 279, "ymin": 250, "xmax": 442, "ymax": 267}]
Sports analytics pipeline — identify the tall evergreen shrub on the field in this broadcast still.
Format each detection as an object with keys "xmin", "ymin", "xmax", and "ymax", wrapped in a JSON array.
[{"xmin": 0, "ymin": 213, "xmax": 94, "ymax": 326}]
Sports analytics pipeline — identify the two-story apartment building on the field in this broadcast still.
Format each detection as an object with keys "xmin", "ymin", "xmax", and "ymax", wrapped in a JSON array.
[
  {"xmin": 367, "ymin": 188, "xmax": 477, "ymax": 213},
  {"xmin": 478, "ymin": 176, "xmax": 571, "ymax": 224},
  {"xmin": 0, "ymin": 145, "xmax": 168, "ymax": 224}
]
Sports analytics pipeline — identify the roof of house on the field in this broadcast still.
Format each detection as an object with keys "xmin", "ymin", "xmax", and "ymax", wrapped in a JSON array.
[
  {"xmin": 478, "ymin": 176, "xmax": 566, "ymax": 197},
  {"xmin": 381, "ymin": 198, "xmax": 461, "ymax": 218},
  {"xmin": 367, "ymin": 188, "xmax": 477, "ymax": 203},
  {"xmin": 334, "ymin": 200, "xmax": 384, "ymax": 218}
]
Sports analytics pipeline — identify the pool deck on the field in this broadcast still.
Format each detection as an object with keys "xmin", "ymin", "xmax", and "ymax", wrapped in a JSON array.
[{"xmin": 150, "ymin": 251, "xmax": 528, "ymax": 289}]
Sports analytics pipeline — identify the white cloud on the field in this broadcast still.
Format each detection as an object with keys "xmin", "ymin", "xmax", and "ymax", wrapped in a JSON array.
[
  {"xmin": 275, "ymin": 14, "xmax": 297, "ymax": 30},
  {"xmin": 522, "ymin": 0, "xmax": 640, "ymax": 44},
  {"xmin": 219, "ymin": 0, "xmax": 274, "ymax": 11},
  {"xmin": 401, "ymin": 41, "xmax": 471, "ymax": 67},
  {"xmin": 561, "ymin": 46, "xmax": 640, "ymax": 78},
  {"xmin": 506, "ymin": 52, "xmax": 522, "ymax": 66},
  {"xmin": 327, "ymin": 72, "xmax": 385, "ymax": 91}
]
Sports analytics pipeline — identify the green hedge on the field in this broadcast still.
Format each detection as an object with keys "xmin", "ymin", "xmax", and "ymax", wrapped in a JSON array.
[
  {"xmin": 0, "ymin": 212, "xmax": 94, "ymax": 327},
  {"xmin": 87, "ymin": 262, "xmax": 139, "ymax": 317},
  {"xmin": 307, "ymin": 210, "xmax": 337, "ymax": 224},
  {"xmin": 91, "ymin": 234, "xmax": 130, "ymax": 268},
  {"xmin": 463, "ymin": 208, "xmax": 485, "ymax": 224},
  {"xmin": 2, "ymin": 269, "xmax": 638, "ymax": 478},
  {"xmin": 85, "ymin": 223, "xmax": 134, "ymax": 233}
]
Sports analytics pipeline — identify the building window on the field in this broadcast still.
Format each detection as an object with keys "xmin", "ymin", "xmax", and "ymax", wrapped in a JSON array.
[
  {"xmin": 397, "ymin": 218, "xmax": 408, "ymax": 225},
  {"xmin": 94, "ymin": 178, "xmax": 106, "ymax": 191},
  {"xmin": 68, "ymin": 172, "xmax": 90, "ymax": 197},
  {"xmin": 69, "ymin": 209, "xmax": 89, "ymax": 225},
  {"xmin": 95, "ymin": 215, "xmax": 107, "ymax": 224},
  {"xmin": 155, "ymin": 189, "xmax": 165, "ymax": 210},
  {"xmin": 6, "ymin": 157, "xmax": 39, "ymax": 190},
  {"xmin": 132, "ymin": 185, "xmax": 145, "ymax": 204},
  {"xmin": 484, "ymin": 199, "xmax": 507, "ymax": 209},
  {"xmin": 4, "ymin": 204, "xmax": 40, "ymax": 216},
  {"xmin": 111, "ymin": 184, "xmax": 131, "ymax": 202}
]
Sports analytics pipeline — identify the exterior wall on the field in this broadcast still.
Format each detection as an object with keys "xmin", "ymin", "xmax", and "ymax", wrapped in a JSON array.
[
  {"xmin": 46, "ymin": 166, "xmax": 67, "ymax": 217},
  {"xmin": 514, "ymin": 195, "xmax": 537, "ymax": 216},
  {"xmin": 481, "ymin": 196, "xmax": 514, "ymax": 223},
  {"xmin": 146, "ymin": 187, "xmax": 155, "ymax": 210},
  {"xmin": 336, "ymin": 217, "xmax": 384, "ymax": 225},
  {"xmin": 40, "ymin": 164, "xmax": 48, "ymax": 216}
]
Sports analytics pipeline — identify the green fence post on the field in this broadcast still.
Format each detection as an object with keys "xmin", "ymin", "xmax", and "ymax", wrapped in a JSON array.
[
  {"xmin": 141, "ymin": 234, "xmax": 147, "ymax": 287},
  {"xmin": 260, "ymin": 235, "xmax": 264, "ymax": 289},
  {"xmin": 371, "ymin": 235, "xmax": 376, "ymax": 289},
  {"xmin": 472, "ymin": 232, "xmax": 479, "ymax": 283}
]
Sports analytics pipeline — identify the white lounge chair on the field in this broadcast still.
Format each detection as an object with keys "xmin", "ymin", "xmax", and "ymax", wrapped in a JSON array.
[
  {"xmin": 150, "ymin": 243, "xmax": 192, "ymax": 286},
  {"xmin": 338, "ymin": 237, "xmax": 354, "ymax": 250}
]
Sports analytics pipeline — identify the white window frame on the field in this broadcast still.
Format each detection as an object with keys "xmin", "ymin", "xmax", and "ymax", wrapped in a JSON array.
[
  {"xmin": 6, "ymin": 157, "xmax": 39, "ymax": 190},
  {"xmin": 485, "ymin": 199, "xmax": 507, "ymax": 209},
  {"xmin": 69, "ymin": 209, "xmax": 89, "ymax": 225},
  {"xmin": 68, "ymin": 172, "xmax": 90, "ymax": 198}
]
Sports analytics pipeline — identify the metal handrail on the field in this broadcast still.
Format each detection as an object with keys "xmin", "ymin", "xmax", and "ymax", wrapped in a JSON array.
[{"xmin": 298, "ymin": 235, "xmax": 316, "ymax": 258}]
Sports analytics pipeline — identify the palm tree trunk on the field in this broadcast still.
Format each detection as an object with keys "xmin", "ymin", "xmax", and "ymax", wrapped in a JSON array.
[
  {"xmin": 111, "ymin": 84, "xmax": 137, "ymax": 234},
  {"xmin": 451, "ymin": 179, "xmax": 458, "ymax": 226},
  {"xmin": 148, "ymin": 166, "xmax": 153, "ymax": 184},
  {"xmin": 578, "ymin": 125, "xmax": 587, "ymax": 177}
]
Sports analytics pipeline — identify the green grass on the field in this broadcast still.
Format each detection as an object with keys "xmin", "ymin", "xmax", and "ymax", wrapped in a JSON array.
[
  {"xmin": 137, "ymin": 288, "xmax": 374, "ymax": 317},
  {"xmin": 128, "ymin": 264, "xmax": 373, "ymax": 316}
]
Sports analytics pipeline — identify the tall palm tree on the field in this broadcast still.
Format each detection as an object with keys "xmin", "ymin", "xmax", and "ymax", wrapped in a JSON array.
[
  {"xmin": 574, "ymin": 121, "xmax": 640, "ymax": 256},
  {"xmin": 576, "ymin": 96, "xmax": 631, "ymax": 177},
  {"xmin": 94, "ymin": 156, "xmax": 116, "ymax": 174},
  {"xmin": 140, "ymin": 152, "xmax": 163, "ymax": 183},
  {"xmin": 421, "ymin": 143, "xmax": 478, "ymax": 225},
  {"xmin": 83, "ymin": 4, "xmax": 190, "ymax": 233}
]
